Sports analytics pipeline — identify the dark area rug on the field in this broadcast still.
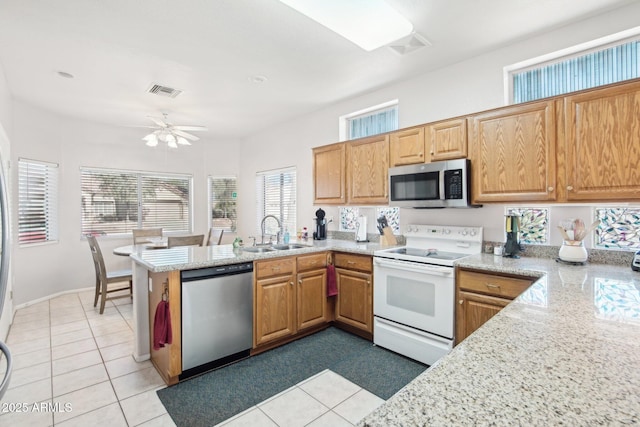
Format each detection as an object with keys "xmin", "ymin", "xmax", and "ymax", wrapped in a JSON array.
[{"xmin": 157, "ymin": 327, "xmax": 426, "ymax": 427}]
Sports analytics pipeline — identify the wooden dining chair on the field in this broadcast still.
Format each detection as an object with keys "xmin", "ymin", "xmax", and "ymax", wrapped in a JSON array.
[
  {"xmin": 87, "ymin": 235, "xmax": 133, "ymax": 314},
  {"xmin": 167, "ymin": 234, "xmax": 205, "ymax": 248},
  {"xmin": 132, "ymin": 228, "xmax": 163, "ymax": 244},
  {"xmin": 206, "ymin": 228, "xmax": 224, "ymax": 246}
]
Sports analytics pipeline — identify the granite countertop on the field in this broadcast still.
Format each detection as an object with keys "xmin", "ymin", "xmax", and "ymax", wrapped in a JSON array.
[
  {"xmin": 360, "ymin": 254, "xmax": 640, "ymax": 426},
  {"xmin": 129, "ymin": 238, "xmax": 387, "ymax": 272}
]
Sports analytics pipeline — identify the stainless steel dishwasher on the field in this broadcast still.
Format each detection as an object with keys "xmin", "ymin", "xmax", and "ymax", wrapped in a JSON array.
[{"xmin": 180, "ymin": 262, "xmax": 253, "ymax": 379}]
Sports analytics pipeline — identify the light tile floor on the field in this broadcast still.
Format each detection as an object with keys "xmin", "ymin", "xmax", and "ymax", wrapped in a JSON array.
[{"xmin": 1, "ymin": 290, "xmax": 385, "ymax": 426}]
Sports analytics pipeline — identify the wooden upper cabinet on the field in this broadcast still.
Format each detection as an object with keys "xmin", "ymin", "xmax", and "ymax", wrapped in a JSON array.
[
  {"xmin": 469, "ymin": 100, "xmax": 557, "ymax": 203},
  {"xmin": 346, "ymin": 134, "xmax": 390, "ymax": 204},
  {"xmin": 426, "ymin": 117, "xmax": 468, "ymax": 161},
  {"xmin": 389, "ymin": 127, "xmax": 426, "ymax": 166},
  {"xmin": 313, "ymin": 143, "xmax": 346, "ymax": 205},
  {"xmin": 563, "ymin": 80, "xmax": 640, "ymax": 201}
]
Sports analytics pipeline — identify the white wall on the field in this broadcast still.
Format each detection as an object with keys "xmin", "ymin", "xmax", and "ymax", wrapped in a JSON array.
[
  {"xmin": 237, "ymin": 2, "xmax": 640, "ymax": 245},
  {"xmin": 10, "ymin": 101, "xmax": 241, "ymax": 306}
]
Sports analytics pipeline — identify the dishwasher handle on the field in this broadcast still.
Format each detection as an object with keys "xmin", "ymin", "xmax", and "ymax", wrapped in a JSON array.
[{"xmin": 181, "ymin": 262, "xmax": 253, "ymax": 282}]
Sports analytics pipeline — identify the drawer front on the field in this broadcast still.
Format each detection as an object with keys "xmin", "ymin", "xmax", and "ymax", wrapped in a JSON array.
[
  {"xmin": 297, "ymin": 253, "xmax": 327, "ymax": 272},
  {"xmin": 457, "ymin": 269, "xmax": 534, "ymax": 299},
  {"xmin": 255, "ymin": 257, "xmax": 295, "ymax": 279},
  {"xmin": 333, "ymin": 253, "xmax": 372, "ymax": 272}
]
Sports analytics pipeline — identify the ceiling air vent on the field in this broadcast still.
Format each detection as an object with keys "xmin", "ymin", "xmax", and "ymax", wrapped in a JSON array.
[
  {"xmin": 146, "ymin": 83, "xmax": 182, "ymax": 98},
  {"xmin": 388, "ymin": 32, "xmax": 432, "ymax": 56}
]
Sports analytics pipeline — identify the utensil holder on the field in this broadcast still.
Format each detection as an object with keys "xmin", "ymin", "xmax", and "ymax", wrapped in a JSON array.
[{"xmin": 558, "ymin": 240, "xmax": 588, "ymax": 262}]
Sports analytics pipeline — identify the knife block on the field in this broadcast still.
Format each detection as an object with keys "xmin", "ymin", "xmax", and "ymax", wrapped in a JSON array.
[{"xmin": 379, "ymin": 227, "xmax": 397, "ymax": 246}]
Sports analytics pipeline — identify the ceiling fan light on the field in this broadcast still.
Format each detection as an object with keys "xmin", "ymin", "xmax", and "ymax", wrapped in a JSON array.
[
  {"xmin": 176, "ymin": 136, "xmax": 191, "ymax": 145},
  {"xmin": 143, "ymin": 133, "xmax": 159, "ymax": 146},
  {"xmin": 167, "ymin": 139, "xmax": 178, "ymax": 149},
  {"xmin": 165, "ymin": 133, "xmax": 177, "ymax": 144}
]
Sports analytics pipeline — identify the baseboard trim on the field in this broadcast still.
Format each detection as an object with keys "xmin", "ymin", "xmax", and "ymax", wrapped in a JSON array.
[{"xmin": 13, "ymin": 286, "xmax": 94, "ymax": 313}]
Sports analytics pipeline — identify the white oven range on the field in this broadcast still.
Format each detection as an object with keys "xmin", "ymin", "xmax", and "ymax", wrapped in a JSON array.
[{"xmin": 373, "ymin": 224, "xmax": 483, "ymax": 365}]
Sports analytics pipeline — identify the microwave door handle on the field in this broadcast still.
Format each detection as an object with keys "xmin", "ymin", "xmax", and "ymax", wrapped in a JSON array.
[{"xmin": 439, "ymin": 170, "xmax": 446, "ymax": 201}]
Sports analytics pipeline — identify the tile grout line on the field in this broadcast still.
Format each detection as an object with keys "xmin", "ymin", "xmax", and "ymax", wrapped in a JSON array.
[
  {"xmin": 296, "ymin": 383, "xmax": 358, "ymax": 427},
  {"xmin": 85, "ymin": 294, "xmax": 132, "ymax": 427}
]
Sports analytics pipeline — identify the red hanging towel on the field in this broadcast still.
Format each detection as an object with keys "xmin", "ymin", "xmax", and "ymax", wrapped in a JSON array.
[
  {"xmin": 153, "ymin": 300, "xmax": 173, "ymax": 350},
  {"xmin": 326, "ymin": 264, "xmax": 338, "ymax": 297}
]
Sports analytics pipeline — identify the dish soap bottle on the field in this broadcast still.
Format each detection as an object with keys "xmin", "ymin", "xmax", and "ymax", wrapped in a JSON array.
[{"xmin": 283, "ymin": 227, "xmax": 290, "ymax": 244}]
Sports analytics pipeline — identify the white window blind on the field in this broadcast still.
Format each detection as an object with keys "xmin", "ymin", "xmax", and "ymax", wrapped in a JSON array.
[
  {"xmin": 80, "ymin": 168, "xmax": 192, "ymax": 236},
  {"xmin": 209, "ymin": 177, "xmax": 237, "ymax": 232},
  {"xmin": 256, "ymin": 167, "xmax": 296, "ymax": 239},
  {"xmin": 509, "ymin": 37, "xmax": 640, "ymax": 104},
  {"xmin": 340, "ymin": 100, "xmax": 399, "ymax": 141},
  {"xmin": 18, "ymin": 159, "xmax": 59, "ymax": 245}
]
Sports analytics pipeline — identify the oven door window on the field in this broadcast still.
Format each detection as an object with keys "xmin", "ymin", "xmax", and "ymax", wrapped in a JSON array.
[
  {"xmin": 390, "ymin": 171, "xmax": 439, "ymax": 202},
  {"xmin": 374, "ymin": 263, "xmax": 454, "ymax": 338},
  {"xmin": 387, "ymin": 276, "xmax": 435, "ymax": 316}
]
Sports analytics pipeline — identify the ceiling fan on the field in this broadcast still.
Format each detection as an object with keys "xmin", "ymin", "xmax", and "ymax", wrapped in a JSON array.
[{"xmin": 141, "ymin": 113, "xmax": 208, "ymax": 148}]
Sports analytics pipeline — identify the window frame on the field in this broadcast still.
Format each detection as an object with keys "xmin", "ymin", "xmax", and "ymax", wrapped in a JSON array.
[
  {"xmin": 255, "ymin": 166, "xmax": 297, "ymax": 240},
  {"xmin": 339, "ymin": 99, "xmax": 399, "ymax": 141},
  {"xmin": 18, "ymin": 158, "xmax": 59, "ymax": 246},
  {"xmin": 208, "ymin": 176, "xmax": 238, "ymax": 232},
  {"xmin": 80, "ymin": 167, "xmax": 193, "ymax": 238},
  {"xmin": 504, "ymin": 26, "xmax": 640, "ymax": 104}
]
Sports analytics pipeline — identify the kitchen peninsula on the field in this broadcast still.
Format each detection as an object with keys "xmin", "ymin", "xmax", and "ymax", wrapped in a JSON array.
[
  {"xmin": 128, "ymin": 240, "xmax": 383, "ymax": 384},
  {"xmin": 360, "ymin": 255, "xmax": 640, "ymax": 426}
]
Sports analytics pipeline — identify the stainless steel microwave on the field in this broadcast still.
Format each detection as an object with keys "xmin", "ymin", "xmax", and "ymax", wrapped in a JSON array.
[{"xmin": 388, "ymin": 159, "xmax": 477, "ymax": 208}]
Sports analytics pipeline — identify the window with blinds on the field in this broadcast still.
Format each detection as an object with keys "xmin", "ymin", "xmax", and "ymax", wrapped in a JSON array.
[
  {"xmin": 18, "ymin": 159, "xmax": 59, "ymax": 245},
  {"xmin": 340, "ymin": 100, "xmax": 399, "ymax": 141},
  {"xmin": 509, "ymin": 37, "xmax": 640, "ymax": 104},
  {"xmin": 256, "ymin": 167, "xmax": 296, "ymax": 239},
  {"xmin": 209, "ymin": 176, "xmax": 237, "ymax": 232},
  {"xmin": 80, "ymin": 168, "xmax": 192, "ymax": 236}
]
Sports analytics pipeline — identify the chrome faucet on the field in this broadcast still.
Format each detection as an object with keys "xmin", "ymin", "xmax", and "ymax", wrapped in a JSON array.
[{"xmin": 260, "ymin": 215, "xmax": 282, "ymax": 245}]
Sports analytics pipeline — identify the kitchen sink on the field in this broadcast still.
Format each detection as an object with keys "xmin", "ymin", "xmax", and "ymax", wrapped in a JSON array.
[
  {"xmin": 272, "ymin": 244, "xmax": 307, "ymax": 250},
  {"xmin": 242, "ymin": 247, "xmax": 275, "ymax": 253}
]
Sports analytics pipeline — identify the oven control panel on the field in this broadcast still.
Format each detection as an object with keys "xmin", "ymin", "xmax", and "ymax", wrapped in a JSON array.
[{"xmin": 405, "ymin": 224, "xmax": 483, "ymax": 243}]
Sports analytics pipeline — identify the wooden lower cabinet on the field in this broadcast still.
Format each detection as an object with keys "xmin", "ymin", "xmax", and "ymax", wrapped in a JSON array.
[
  {"xmin": 455, "ymin": 268, "xmax": 535, "ymax": 345},
  {"xmin": 297, "ymin": 268, "xmax": 327, "ymax": 330},
  {"xmin": 148, "ymin": 270, "xmax": 182, "ymax": 385},
  {"xmin": 254, "ymin": 272, "xmax": 296, "ymax": 347},
  {"xmin": 253, "ymin": 253, "xmax": 329, "ymax": 350},
  {"xmin": 456, "ymin": 291, "xmax": 510, "ymax": 345},
  {"xmin": 254, "ymin": 257, "xmax": 296, "ymax": 347},
  {"xmin": 333, "ymin": 253, "xmax": 373, "ymax": 337}
]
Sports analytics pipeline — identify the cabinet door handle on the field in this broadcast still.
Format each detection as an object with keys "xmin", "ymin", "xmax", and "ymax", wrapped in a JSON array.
[
  {"xmin": 347, "ymin": 261, "xmax": 356, "ymax": 265},
  {"xmin": 419, "ymin": 152, "xmax": 423, "ymax": 157},
  {"xmin": 298, "ymin": 279, "xmax": 302, "ymax": 284},
  {"xmin": 459, "ymin": 300, "xmax": 463, "ymax": 305},
  {"xmin": 548, "ymin": 186, "xmax": 554, "ymax": 192},
  {"xmin": 567, "ymin": 185, "xmax": 574, "ymax": 191},
  {"xmin": 290, "ymin": 282, "xmax": 294, "ymax": 286},
  {"xmin": 485, "ymin": 283, "xmax": 501, "ymax": 289},
  {"xmin": 271, "ymin": 266, "xmax": 281, "ymax": 271}
]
